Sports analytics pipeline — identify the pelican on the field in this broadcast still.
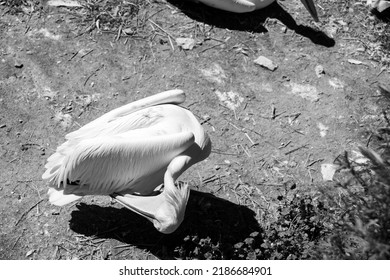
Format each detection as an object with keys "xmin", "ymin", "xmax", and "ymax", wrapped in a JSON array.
[
  {"xmin": 192, "ymin": 0, "xmax": 319, "ymax": 22},
  {"xmin": 367, "ymin": 0, "xmax": 390, "ymax": 19},
  {"xmin": 42, "ymin": 89, "xmax": 211, "ymax": 234},
  {"xmin": 367, "ymin": 0, "xmax": 390, "ymax": 12}
]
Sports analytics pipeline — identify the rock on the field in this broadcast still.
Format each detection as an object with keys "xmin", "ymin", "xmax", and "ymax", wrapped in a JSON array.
[
  {"xmin": 176, "ymin": 38, "xmax": 196, "ymax": 50},
  {"xmin": 315, "ymin": 65, "xmax": 325, "ymax": 78},
  {"xmin": 321, "ymin": 164, "xmax": 338, "ymax": 181},
  {"xmin": 317, "ymin": 122, "xmax": 329, "ymax": 137},
  {"xmin": 254, "ymin": 56, "xmax": 278, "ymax": 71},
  {"xmin": 14, "ymin": 61, "xmax": 23, "ymax": 68},
  {"xmin": 122, "ymin": 28, "xmax": 134, "ymax": 35},
  {"xmin": 347, "ymin": 58, "xmax": 363, "ymax": 65}
]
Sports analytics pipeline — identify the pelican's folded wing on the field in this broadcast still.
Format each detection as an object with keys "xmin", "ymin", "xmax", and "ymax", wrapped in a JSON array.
[
  {"xmin": 66, "ymin": 89, "xmax": 186, "ymax": 141},
  {"xmin": 198, "ymin": 0, "xmax": 256, "ymax": 13},
  {"xmin": 45, "ymin": 131, "xmax": 195, "ymax": 195}
]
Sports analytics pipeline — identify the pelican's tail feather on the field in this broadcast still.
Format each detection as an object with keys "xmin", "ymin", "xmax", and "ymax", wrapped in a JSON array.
[
  {"xmin": 48, "ymin": 187, "xmax": 82, "ymax": 206},
  {"xmin": 42, "ymin": 141, "xmax": 72, "ymax": 185}
]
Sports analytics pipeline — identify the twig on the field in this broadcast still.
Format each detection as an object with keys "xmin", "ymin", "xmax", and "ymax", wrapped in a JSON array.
[
  {"xmin": 211, "ymin": 149, "xmax": 239, "ymax": 156},
  {"xmin": 148, "ymin": 19, "xmax": 175, "ymax": 40},
  {"xmin": 202, "ymin": 174, "xmax": 225, "ymax": 184},
  {"xmin": 244, "ymin": 132, "xmax": 257, "ymax": 146},
  {"xmin": 228, "ymin": 122, "xmax": 241, "ymax": 131},
  {"xmin": 199, "ymin": 42, "xmax": 225, "ymax": 53},
  {"xmin": 240, "ymin": 144, "xmax": 251, "ymax": 157},
  {"xmin": 84, "ymin": 65, "xmax": 103, "ymax": 86},
  {"xmin": 11, "ymin": 230, "xmax": 25, "ymax": 250},
  {"xmin": 15, "ymin": 199, "xmax": 44, "ymax": 226},
  {"xmin": 167, "ymin": 35, "xmax": 175, "ymax": 51},
  {"xmin": 52, "ymin": 245, "xmax": 59, "ymax": 260},
  {"xmin": 366, "ymin": 133, "xmax": 373, "ymax": 147},
  {"xmin": 8, "ymin": 157, "xmax": 19, "ymax": 163},
  {"xmin": 285, "ymin": 144, "xmax": 308, "ymax": 155},
  {"xmin": 306, "ymin": 158, "xmax": 324, "ymax": 167},
  {"xmin": 80, "ymin": 49, "xmax": 94, "ymax": 59},
  {"xmin": 68, "ymin": 51, "xmax": 79, "ymax": 61},
  {"xmin": 278, "ymin": 140, "xmax": 292, "ymax": 149},
  {"xmin": 116, "ymin": 25, "xmax": 122, "ymax": 41},
  {"xmin": 271, "ymin": 105, "xmax": 276, "ymax": 119}
]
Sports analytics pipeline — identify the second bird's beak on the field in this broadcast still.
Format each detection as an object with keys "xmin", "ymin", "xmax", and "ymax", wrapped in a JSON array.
[{"xmin": 300, "ymin": 0, "xmax": 319, "ymax": 22}]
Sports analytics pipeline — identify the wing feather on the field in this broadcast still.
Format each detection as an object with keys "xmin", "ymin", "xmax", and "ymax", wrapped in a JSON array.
[
  {"xmin": 53, "ymin": 131, "xmax": 195, "ymax": 196},
  {"xmin": 198, "ymin": 0, "xmax": 256, "ymax": 13},
  {"xmin": 66, "ymin": 89, "xmax": 185, "ymax": 141}
]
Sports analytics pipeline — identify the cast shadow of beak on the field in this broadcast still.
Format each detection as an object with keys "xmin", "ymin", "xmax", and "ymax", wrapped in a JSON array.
[
  {"xmin": 166, "ymin": 0, "xmax": 335, "ymax": 47},
  {"xmin": 69, "ymin": 190, "xmax": 262, "ymax": 259}
]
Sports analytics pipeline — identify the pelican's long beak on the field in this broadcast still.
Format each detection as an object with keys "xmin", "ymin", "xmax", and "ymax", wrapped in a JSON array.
[
  {"xmin": 300, "ymin": 0, "xmax": 319, "ymax": 22},
  {"xmin": 112, "ymin": 193, "xmax": 160, "ymax": 223}
]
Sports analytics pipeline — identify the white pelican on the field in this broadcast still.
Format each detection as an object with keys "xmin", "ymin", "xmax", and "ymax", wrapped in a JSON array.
[
  {"xmin": 367, "ymin": 0, "xmax": 390, "ymax": 12},
  {"xmin": 42, "ymin": 89, "xmax": 211, "ymax": 234},
  {"xmin": 192, "ymin": 0, "xmax": 319, "ymax": 22}
]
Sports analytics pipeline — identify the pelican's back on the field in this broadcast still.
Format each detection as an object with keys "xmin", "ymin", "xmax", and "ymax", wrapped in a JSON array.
[{"xmin": 42, "ymin": 90, "xmax": 211, "ymax": 206}]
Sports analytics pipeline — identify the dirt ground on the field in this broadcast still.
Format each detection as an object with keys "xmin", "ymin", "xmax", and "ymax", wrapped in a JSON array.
[{"xmin": 0, "ymin": 0, "xmax": 389, "ymax": 259}]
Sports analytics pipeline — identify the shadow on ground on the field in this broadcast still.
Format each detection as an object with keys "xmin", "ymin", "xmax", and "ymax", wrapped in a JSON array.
[
  {"xmin": 69, "ymin": 189, "xmax": 261, "ymax": 259},
  {"xmin": 167, "ymin": 0, "xmax": 335, "ymax": 47}
]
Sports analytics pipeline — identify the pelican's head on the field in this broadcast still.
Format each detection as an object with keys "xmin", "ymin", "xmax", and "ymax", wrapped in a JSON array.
[{"xmin": 152, "ymin": 182, "xmax": 190, "ymax": 234}]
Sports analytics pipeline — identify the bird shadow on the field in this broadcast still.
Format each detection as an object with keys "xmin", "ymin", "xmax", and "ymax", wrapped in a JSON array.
[
  {"xmin": 371, "ymin": 9, "xmax": 390, "ymax": 22},
  {"xmin": 166, "ymin": 0, "xmax": 335, "ymax": 47},
  {"xmin": 69, "ymin": 189, "xmax": 262, "ymax": 259}
]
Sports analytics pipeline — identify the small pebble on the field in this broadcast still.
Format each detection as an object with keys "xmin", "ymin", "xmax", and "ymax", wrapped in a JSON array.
[
  {"xmin": 14, "ymin": 60, "xmax": 23, "ymax": 68},
  {"xmin": 315, "ymin": 65, "xmax": 325, "ymax": 78},
  {"xmin": 254, "ymin": 56, "xmax": 278, "ymax": 71}
]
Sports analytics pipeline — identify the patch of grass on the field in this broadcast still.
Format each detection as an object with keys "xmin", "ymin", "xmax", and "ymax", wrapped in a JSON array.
[
  {"xmin": 318, "ymin": 0, "xmax": 390, "ymax": 66},
  {"xmin": 317, "ymin": 149, "xmax": 390, "ymax": 259},
  {"xmin": 260, "ymin": 193, "xmax": 330, "ymax": 260},
  {"xmin": 2, "ymin": 0, "xmax": 30, "ymax": 14},
  {"xmin": 76, "ymin": 0, "xmax": 147, "ymax": 36}
]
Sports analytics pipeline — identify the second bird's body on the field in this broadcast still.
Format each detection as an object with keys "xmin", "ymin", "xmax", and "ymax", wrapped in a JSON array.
[{"xmin": 191, "ymin": 0, "xmax": 319, "ymax": 21}]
